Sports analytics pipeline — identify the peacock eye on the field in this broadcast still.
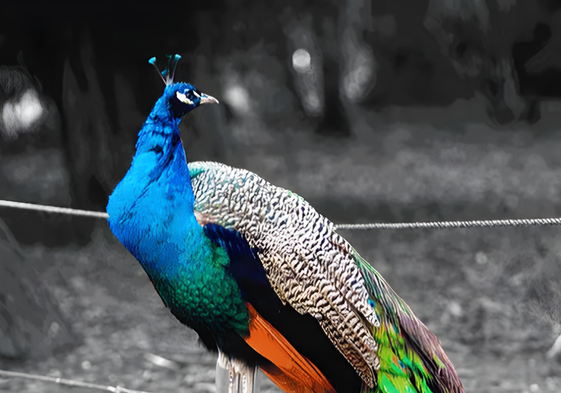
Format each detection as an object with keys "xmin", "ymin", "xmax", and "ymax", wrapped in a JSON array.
[{"xmin": 176, "ymin": 91, "xmax": 194, "ymax": 105}]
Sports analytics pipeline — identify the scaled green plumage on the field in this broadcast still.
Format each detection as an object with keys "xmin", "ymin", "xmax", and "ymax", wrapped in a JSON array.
[{"xmin": 356, "ymin": 252, "xmax": 462, "ymax": 393}]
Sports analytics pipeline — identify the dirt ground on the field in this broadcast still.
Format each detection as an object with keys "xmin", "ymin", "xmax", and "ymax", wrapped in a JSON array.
[{"xmin": 1, "ymin": 219, "xmax": 560, "ymax": 393}]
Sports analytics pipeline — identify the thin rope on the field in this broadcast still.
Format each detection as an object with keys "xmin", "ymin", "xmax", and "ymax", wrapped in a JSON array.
[
  {"xmin": 0, "ymin": 200, "xmax": 109, "ymax": 219},
  {"xmin": 0, "ymin": 369, "xmax": 152, "ymax": 393},
  {"xmin": 335, "ymin": 218, "xmax": 561, "ymax": 230},
  {"xmin": 1, "ymin": 199, "xmax": 561, "ymax": 230}
]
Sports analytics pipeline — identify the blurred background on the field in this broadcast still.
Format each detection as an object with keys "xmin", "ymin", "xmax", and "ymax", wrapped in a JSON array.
[{"xmin": 1, "ymin": 0, "xmax": 561, "ymax": 392}]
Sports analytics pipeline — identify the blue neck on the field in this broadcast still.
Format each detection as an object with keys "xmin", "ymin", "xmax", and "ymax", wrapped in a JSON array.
[
  {"xmin": 107, "ymin": 88, "xmax": 251, "ymax": 337},
  {"xmin": 106, "ymin": 96, "xmax": 204, "ymax": 280}
]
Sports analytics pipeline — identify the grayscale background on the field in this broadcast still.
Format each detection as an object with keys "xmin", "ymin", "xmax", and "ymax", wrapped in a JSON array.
[{"xmin": 1, "ymin": 1, "xmax": 561, "ymax": 392}]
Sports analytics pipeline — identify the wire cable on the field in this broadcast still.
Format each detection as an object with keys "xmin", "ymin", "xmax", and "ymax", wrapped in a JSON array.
[
  {"xmin": 334, "ymin": 217, "xmax": 561, "ymax": 230},
  {"xmin": 0, "ymin": 200, "xmax": 109, "ymax": 219},
  {"xmin": 2, "ymin": 199, "xmax": 561, "ymax": 230}
]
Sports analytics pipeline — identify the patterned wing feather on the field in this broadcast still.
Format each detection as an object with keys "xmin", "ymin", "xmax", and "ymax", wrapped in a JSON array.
[
  {"xmin": 189, "ymin": 161, "xmax": 380, "ymax": 386},
  {"xmin": 189, "ymin": 161, "xmax": 463, "ymax": 393}
]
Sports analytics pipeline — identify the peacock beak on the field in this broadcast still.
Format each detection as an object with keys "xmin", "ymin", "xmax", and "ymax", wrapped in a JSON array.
[{"xmin": 200, "ymin": 94, "xmax": 219, "ymax": 105}]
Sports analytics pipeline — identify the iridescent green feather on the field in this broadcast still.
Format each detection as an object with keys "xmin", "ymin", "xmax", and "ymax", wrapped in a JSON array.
[{"xmin": 353, "ymin": 252, "xmax": 463, "ymax": 393}]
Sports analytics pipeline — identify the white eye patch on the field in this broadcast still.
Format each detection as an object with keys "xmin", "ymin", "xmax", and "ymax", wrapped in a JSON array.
[{"xmin": 176, "ymin": 91, "xmax": 194, "ymax": 105}]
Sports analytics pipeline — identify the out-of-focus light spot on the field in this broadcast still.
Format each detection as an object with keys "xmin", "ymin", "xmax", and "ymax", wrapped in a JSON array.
[
  {"xmin": 475, "ymin": 251, "xmax": 488, "ymax": 265},
  {"xmin": 223, "ymin": 85, "xmax": 251, "ymax": 115},
  {"xmin": 341, "ymin": 28, "xmax": 376, "ymax": 103},
  {"xmin": 292, "ymin": 49, "xmax": 312, "ymax": 74},
  {"xmin": 304, "ymin": 92, "xmax": 322, "ymax": 117},
  {"xmin": 1, "ymin": 89, "xmax": 44, "ymax": 138},
  {"xmin": 144, "ymin": 352, "xmax": 181, "ymax": 370},
  {"xmin": 447, "ymin": 300, "xmax": 463, "ymax": 317},
  {"xmin": 341, "ymin": 49, "xmax": 376, "ymax": 102}
]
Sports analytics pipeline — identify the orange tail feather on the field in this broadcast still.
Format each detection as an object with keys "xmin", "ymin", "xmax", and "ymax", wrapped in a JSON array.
[{"xmin": 244, "ymin": 303, "xmax": 335, "ymax": 393}]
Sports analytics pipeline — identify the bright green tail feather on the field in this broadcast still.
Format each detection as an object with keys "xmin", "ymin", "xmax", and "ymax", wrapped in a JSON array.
[{"xmin": 353, "ymin": 252, "xmax": 464, "ymax": 393}]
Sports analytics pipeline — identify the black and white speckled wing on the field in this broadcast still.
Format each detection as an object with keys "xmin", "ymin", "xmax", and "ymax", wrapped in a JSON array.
[{"xmin": 188, "ymin": 161, "xmax": 381, "ymax": 387}]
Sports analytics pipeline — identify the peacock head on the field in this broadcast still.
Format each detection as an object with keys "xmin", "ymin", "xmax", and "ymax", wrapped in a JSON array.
[
  {"xmin": 165, "ymin": 82, "xmax": 219, "ymax": 117},
  {"xmin": 149, "ymin": 54, "xmax": 218, "ymax": 118}
]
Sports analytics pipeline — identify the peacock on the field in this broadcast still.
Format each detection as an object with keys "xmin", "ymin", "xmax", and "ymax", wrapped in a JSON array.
[{"xmin": 106, "ymin": 55, "xmax": 464, "ymax": 393}]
